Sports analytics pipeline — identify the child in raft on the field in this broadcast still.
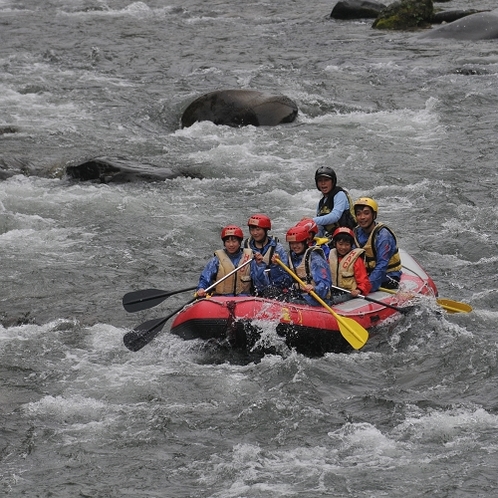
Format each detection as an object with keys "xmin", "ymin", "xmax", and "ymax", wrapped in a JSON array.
[
  {"xmin": 284, "ymin": 224, "xmax": 332, "ymax": 307},
  {"xmin": 328, "ymin": 227, "xmax": 371, "ymax": 303}
]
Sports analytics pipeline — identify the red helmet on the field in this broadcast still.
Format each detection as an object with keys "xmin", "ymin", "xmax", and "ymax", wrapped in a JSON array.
[
  {"xmin": 286, "ymin": 225, "xmax": 310, "ymax": 243},
  {"xmin": 221, "ymin": 225, "xmax": 244, "ymax": 240},
  {"xmin": 332, "ymin": 227, "xmax": 355, "ymax": 241},
  {"xmin": 247, "ymin": 213, "xmax": 271, "ymax": 230},
  {"xmin": 296, "ymin": 218, "xmax": 318, "ymax": 235}
]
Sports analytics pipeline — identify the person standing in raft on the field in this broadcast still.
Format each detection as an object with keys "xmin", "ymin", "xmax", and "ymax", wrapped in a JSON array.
[
  {"xmin": 243, "ymin": 213, "xmax": 292, "ymax": 297},
  {"xmin": 353, "ymin": 197, "xmax": 402, "ymax": 292},
  {"xmin": 328, "ymin": 227, "xmax": 371, "ymax": 303},
  {"xmin": 313, "ymin": 166, "xmax": 356, "ymax": 236},
  {"xmin": 196, "ymin": 225, "xmax": 255, "ymax": 297},
  {"xmin": 285, "ymin": 224, "xmax": 332, "ymax": 306}
]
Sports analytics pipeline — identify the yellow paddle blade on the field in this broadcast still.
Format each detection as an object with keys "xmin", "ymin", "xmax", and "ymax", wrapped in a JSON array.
[
  {"xmin": 274, "ymin": 256, "xmax": 369, "ymax": 350},
  {"xmin": 314, "ymin": 237, "xmax": 331, "ymax": 246},
  {"xmin": 379, "ymin": 288, "xmax": 472, "ymax": 314},
  {"xmin": 436, "ymin": 298, "xmax": 473, "ymax": 314},
  {"xmin": 330, "ymin": 310, "xmax": 369, "ymax": 350}
]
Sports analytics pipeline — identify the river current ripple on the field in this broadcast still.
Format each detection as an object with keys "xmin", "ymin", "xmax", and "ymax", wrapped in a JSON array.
[{"xmin": 1, "ymin": 1, "xmax": 498, "ymax": 496}]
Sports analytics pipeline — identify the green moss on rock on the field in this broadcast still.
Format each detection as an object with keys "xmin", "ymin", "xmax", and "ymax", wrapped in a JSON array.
[{"xmin": 373, "ymin": 0, "xmax": 433, "ymax": 30}]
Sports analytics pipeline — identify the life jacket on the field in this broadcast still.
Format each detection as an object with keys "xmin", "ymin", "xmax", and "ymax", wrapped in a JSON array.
[
  {"xmin": 289, "ymin": 246, "xmax": 330, "ymax": 298},
  {"xmin": 317, "ymin": 186, "xmax": 357, "ymax": 233},
  {"xmin": 214, "ymin": 248, "xmax": 253, "ymax": 295},
  {"xmin": 354, "ymin": 223, "xmax": 402, "ymax": 274},
  {"xmin": 328, "ymin": 247, "xmax": 365, "ymax": 291},
  {"xmin": 243, "ymin": 236, "xmax": 279, "ymax": 265}
]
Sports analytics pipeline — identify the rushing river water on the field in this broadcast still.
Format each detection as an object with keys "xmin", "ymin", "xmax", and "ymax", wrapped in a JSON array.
[{"xmin": 2, "ymin": 0, "xmax": 498, "ymax": 496}]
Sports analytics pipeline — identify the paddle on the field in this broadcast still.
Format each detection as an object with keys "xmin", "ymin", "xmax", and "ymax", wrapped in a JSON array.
[
  {"xmin": 398, "ymin": 263, "xmax": 473, "ymax": 313},
  {"xmin": 330, "ymin": 285, "xmax": 410, "ymax": 314},
  {"xmin": 433, "ymin": 298, "xmax": 473, "ymax": 314},
  {"xmin": 274, "ymin": 256, "xmax": 369, "ymax": 350},
  {"xmin": 315, "ymin": 237, "xmax": 331, "ymax": 246},
  {"xmin": 379, "ymin": 287, "xmax": 472, "ymax": 314},
  {"xmin": 122, "ymin": 286, "xmax": 198, "ymax": 313},
  {"xmin": 123, "ymin": 257, "xmax": 254, "ymax": 352},
  {"xmin": 123, "ymin": 298, "xmax": 197, "ymax": 352}
]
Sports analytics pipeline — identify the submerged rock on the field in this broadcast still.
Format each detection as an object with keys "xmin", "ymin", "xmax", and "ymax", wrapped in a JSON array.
[
  {"xmin": 0, "ymin": 156, "xmax": 201, "ymax": 184},
  {"xmin": 419, "ymin": 9, "xmax": 498, "ymax": 40},
  {"xmin": 65, "ymin": 157, "xmax": 202, "ymax": 183},
  {"xmin": 0, "ymin": 157, "xmax": 35, "ymax": 180},
  {"xmin": 0, "ymin": 125, "xmax": 18, "ymax": 135},
  {"xmin": 431, "ymin": 9, "xmax": 481, "ymax": 24}
]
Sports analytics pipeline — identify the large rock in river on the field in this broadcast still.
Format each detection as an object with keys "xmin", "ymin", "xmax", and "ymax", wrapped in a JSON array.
[
  {"xmin": 181, "ymin": 90, "xmax": 298, "ymax": 128},
  {"xmin": 419, "ymin": 9, "xmax": 498, "ymax": 40},
  {"xmin": 331, "ymin": 0, "xmax": 386, "ymax": 20}
]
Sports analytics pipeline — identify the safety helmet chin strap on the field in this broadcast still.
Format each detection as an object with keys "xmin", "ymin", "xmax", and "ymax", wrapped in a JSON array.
[{"xmin": 370, "ymin": 210, "xmax": 378, "ymax": 227}]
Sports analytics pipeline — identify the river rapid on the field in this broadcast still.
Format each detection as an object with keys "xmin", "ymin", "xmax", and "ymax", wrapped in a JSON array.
[{"xmin": 1, "ymin": 0, "xmax": 498, "ymax": 496}]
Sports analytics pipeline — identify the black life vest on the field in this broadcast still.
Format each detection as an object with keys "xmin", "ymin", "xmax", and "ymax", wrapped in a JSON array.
[{"xmin": 317, "ymin": 186, "xmax": 357, "ymax": 233}]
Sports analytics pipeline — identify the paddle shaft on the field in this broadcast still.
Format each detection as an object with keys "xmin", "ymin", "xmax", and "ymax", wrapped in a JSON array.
[
  {"xmin": 330, "ymin": 285, "xmax": 408, "ymax": 313},
  {"xmin": 123, "ymin": 257, "xmax": 254, "ymax": 352},
  {"xmin": 274, "ymin": 257, "xmax": 368, "ymax": 350}
]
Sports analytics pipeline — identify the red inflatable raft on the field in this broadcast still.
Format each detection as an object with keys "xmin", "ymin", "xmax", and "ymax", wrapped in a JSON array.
[{"xmin": 170, "ymin": 250, "xmax": 438, "ymax": 356}]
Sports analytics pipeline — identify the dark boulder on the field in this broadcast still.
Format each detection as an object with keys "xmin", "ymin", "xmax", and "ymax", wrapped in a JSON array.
[
  {"xmin": 181, "ymin": 89, "xmax": 298, "ymax": 128},
  {"xmin": 331, "ymin": 0, "xmax": 386, "ymax": 20}
]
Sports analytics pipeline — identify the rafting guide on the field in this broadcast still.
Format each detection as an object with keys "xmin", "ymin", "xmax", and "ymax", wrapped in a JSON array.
[{"xmin": 313, "ymin": 166, "xmax": 356, "ymax": 236}]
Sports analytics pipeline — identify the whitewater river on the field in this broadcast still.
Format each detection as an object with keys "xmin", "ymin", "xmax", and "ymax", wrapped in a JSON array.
[{"xmin": 1, "ymin": 0, "xmax": 498, "ymax": 496}]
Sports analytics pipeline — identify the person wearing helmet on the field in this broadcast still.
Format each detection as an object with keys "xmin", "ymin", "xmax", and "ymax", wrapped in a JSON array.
[
  {"xmin": 285, "ymin": 224, "xmax": 332, "ymax": 306},
  {"xmin": 353, "ymin": 197, "xmax": 402, "ymax": 292},
  {"xmin": 196, "ymin": 225, "xmax": 255, "ymax": 297},
  {"xmin": 329, "ymin": 227, "xmax": 371, "ymax": 303},
  {"xmin": 244, "ymin": 213, "xmax": 292, "ymax": 297},
  {"xmin": 313, "ymin": 166, "xmax": 356, "ymax": 236},
  {"xmin": 296, "ymin": 217, "xmax": 330, "ymax": 260}
]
